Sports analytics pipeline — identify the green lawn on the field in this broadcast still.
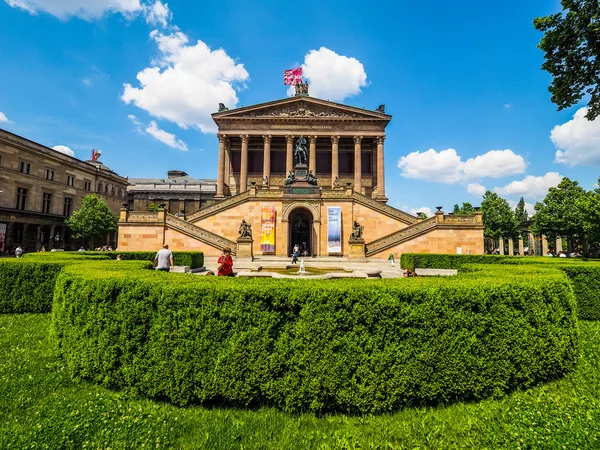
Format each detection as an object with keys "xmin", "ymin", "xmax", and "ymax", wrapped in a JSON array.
[{"xmin": 1, "ymin": 314, "xmax": 599, "ymax": 449}]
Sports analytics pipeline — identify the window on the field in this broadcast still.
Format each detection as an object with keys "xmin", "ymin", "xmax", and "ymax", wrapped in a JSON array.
[
  {"xmin": 84, "ymin": 180, "xmax": 91, "ymax": 191},
  {"xmin": 97, "ymin": 182, "xmax": 103, "ymax": 193},
  {"xmin": 42, "ymin": 193, "xmax": 52, "ymax": 214},
  {"xmin": 16, "ymin": 187, "xmax": 28, "ymax": 210},
  {"xmin": 63, "ymin": 197, "xmax": 72, "ymax": 216},
  {"xmin": 66, "ymin": 175, "xmax": 75, "ymax": 187},
  {"xmin": 19, "ymin": 161, "xmax": 31, "ymax": 174},
  {"xmin": 0, "ymin": 154, "xmax": 3, "ymax": 167},
  {"xmin": 45, "ymin": 168, "xmax": 55, "ymax": 181}
]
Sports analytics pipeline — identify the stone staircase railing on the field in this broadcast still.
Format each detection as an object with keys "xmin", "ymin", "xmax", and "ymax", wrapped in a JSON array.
[
  {"xmin": 352, "ymin": 192, "xmax": 418, "ymax": 226},
  {"xmin": 186, "ymin": 190, "xmax": 251, "ymax": 223},
  {"xmin": 166, "ymin": 214, "xmax": 237, "ymax": 255},
  {"xmin": 365, "ymin": 216, "xmax": 438, "ymax": 256}
]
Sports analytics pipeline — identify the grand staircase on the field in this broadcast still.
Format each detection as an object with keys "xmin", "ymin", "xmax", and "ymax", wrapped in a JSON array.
[
  {"xmin": 186, "ymin": 190, "xmax": 251, "ymax": 223},
  {"xmin": 365, "ymin": 216, "xmax": 438, "ymax": 257},
  {"xmin": 352, "ymin": 192, "xmax": 418, "ymax": 226},
  {"xmin": 166, "ymin": 214, "xmax": 237, "ymax": 255}
]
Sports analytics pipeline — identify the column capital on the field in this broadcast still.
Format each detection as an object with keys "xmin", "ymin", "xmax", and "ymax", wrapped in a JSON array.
[
  {"xmin": 217, "ymin": 134, "xmax": 229, "ymax": 143},
  {"xmin": 286, "ymin": 135, "xmax": 295, "ymax": 144},
  {"xmin": 376, "ymin": 135, "xmax": 386, "ymax": 145},
  {"xmin": 262, "ymin": 134, "xmax": 272, "ymax": 144},
  {"xmin": 240, "ymin": 134, "xmax": 250, "ymax": 143},
  {"xmin": 309, "ymin": 135, "xmax": 318, "ymax": 144},
  {"xmin": 331, "ymin": 135, "xmax": 340, "ymax": 144},
  {"xmin": 353, "ymin": 135, "xmax": 363, "ymax": 144}
]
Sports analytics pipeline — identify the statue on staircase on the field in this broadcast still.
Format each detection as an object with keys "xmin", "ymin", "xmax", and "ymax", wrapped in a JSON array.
[
  {"xmin": 238, "ymin": 220, "xmax": 252, "ymax": 239},
  {"xmin": 350, "ymin": 221, "xmax": 364, "ymax": 241}
]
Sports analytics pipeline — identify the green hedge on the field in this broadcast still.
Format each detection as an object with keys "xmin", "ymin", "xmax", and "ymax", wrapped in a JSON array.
[
  {"xmin": 401, "ymin": 253, "xmax": 600, "ymax": 320},
  {"xmin": 83, "ymin": 251, "xmax": 204, "ymax": 269},
  {"xmin": 51, "ymin": 262, "xmax": 578, "ymax": 414}
]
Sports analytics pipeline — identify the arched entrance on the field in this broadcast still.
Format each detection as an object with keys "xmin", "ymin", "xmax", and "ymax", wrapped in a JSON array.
[{"xmin": 288, "ymin": 207, "xmax": 313, "ymax": 256}]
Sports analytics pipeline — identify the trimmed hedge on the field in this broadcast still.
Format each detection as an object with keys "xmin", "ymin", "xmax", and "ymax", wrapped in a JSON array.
[
  {"xmin": 83, "ymin": 251, "xmax": 204, "ymax": 269},
  {"xmin": 401, "ymin": 253, "xmax": 600, "ymax": 320},
  {"xmin": 51, "ymin": 262, "xmax": 578, "ymax": 414}
]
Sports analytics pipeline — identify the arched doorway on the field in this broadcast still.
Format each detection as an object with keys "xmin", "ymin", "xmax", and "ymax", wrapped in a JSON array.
[{"xmin": 288, "ymin": 208, "xmax": 313, "ymax": 256}]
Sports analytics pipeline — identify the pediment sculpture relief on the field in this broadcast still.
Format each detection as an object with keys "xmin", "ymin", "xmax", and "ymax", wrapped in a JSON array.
[{"xmin": 247, "ymin": 102, "xmax": 363, "ymax": 118}]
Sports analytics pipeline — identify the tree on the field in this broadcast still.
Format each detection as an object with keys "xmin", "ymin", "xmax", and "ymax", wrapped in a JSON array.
[
  {"xmin": 576, "ymin": 179, "xmax": 600, "ymax": 244},
  {"xmin": 453, "ymin": 204, "xmax": 460, "ymax": 214},
  {"xmin": 534, "ymin": 1, "xmax": 600, "ymax": 120},
  {"xmin": 452, "ymin": 202, "xmax": 475, "ymax": 214},
  {"xmin": 514, "ymin": 197, "xmax": 529, "ymax": 224},
  {"xmin": 66, "ymin": 194, "xmax": 118, "ymax": 246},
  {"xmin": 481, "ymin": 191, "xmax": 517, "ymax": 239},
  {"xmin": 532, "ymin": 177, "xmax": 585, "ymax": 246}
]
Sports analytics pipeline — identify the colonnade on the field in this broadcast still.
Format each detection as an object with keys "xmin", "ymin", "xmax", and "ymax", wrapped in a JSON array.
[{"xmin": 216, "ymin": 134, "xmax": 386, "ymax": 197}]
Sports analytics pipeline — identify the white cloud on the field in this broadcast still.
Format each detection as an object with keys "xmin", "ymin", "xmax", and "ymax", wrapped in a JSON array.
[
  {"xmin": 552, "ymin": 107, "xmax": 600, "ymax": 166},
  {"xmin": 0, "ymin": 111, "xmax": 11, "ymax": 123},
  {"xmin": 122, "ymin": 29, "xmax": 249, "ymax": 133},
  {"xmin": 494, "ymin": 172, "xmax": 563, "ymax": 200},
  {"xmin": 507, "ymin": 199, "xmax": 536, "ymax": 217},
  {"xmin": 398, "ymin": 148, "xmax": 464, "ymax": 183},
  {"xmin": 291, "ymin": 47, "xmax": 368, "ymax": 102},
  {"xmin": 144, "ymin": 0, "xmax": 170, "ymax": 27},
  {"xmin": 52, "ymin": 145, "xmax": 75, "ymax": 157},
  {"xmin": 410, "ymin": 207, "xmax": 433, "ymax": 218},
  {"xmin": 463, "ymin": 149, "xmax": 526, "ymax": 180},
  {"xmin": 82, "ymin": 78, "xmax": 90, "ymax": 86},
  {"xmin": 398, "ymin": 148, "xmax": 527, "ymax": 184},
  {"xmin": 5, "ymin": 0, "xmax": 142, "ymax": 19},
  {"xmin": 504, "ymin": 103, "xmax": 512, "ymax": 109},
  {"xmin": 467, "ymin": 183, "xmax": 486, "ymax": 197},
  {"xmin": 128, "ymin": 114, "xmax": 143, "ymax": 127},
  {"xmin": 145, "ymin": 120, "xmax": 187, "ymax": 151}
]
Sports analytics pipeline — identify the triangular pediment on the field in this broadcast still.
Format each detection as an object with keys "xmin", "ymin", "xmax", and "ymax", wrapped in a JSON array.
[{"xmin": 212, "ymin": 96, "xmax": 390, "ymax": 121}]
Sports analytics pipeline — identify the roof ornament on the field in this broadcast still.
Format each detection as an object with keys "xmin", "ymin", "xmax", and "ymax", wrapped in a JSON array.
[
  {"xmin": 218, "ymin": 103, "xmax": 229, "ymax": 112},
  {"xmin": 91, "ymin": 149, "xmax": 102, "ymax": 161},
  {"xmin": 376, "ymin": 104, "xmax": 385, "ymax": 113}
]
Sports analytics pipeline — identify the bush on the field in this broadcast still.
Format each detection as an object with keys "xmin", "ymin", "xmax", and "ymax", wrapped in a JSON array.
[
  {"xmin": 401, "ymin": 253, "xmax": 600, "ymax": 320},
  {"xmin": 83, "ymin": 251, "xmax": 204, "ymax": 269},
  {"xmin": 51, "ymin": 262, "xmax": 578, "ymax": 414}
]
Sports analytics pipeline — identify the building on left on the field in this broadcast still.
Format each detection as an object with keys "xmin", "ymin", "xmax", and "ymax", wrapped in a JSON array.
[{"xmin": 0, "ymin": 128, "xmax": 128, "ymax": 254}]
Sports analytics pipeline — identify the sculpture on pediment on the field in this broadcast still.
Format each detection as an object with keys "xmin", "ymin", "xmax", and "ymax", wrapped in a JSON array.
[
  {"xmin": 284, "ymin": 170, "xmax": 296, "ymax": 186},
  {"xmin": 294, "ymin": 137, "xmax": 308, "ymax": 165},
  {"xmin": 295, "ymin": 81, "xmax": 309, "ymax": 95},
  {"xmin": 350, "ymin": 221, "xmax": 364, "ymax": 241},
  {"xmin": 254, "ymin": 102, "xmax": 358, "ymax": 118},
  {"xmin": 333, "ymin": 176, "xmax": 340, "ymax": 188},
  {"xmin": 238, "ymin": 220, "xmax": 252, "ymax": 239},
  {"xmin": 218, "ymin": 103, "xmax": 229, "ymax": 112},
  {"xmin": 262, "ymin": 176, "xmax": 269, "ymax": 186},
  {"xmin": 305, "ymin": 170, "xmax": 318, "ymax": 186}
]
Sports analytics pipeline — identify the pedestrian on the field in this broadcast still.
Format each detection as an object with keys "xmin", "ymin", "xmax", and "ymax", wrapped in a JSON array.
[
  {"xmin": 15, "ymin": 245, "xmax": 23, "ymax": 258},
  {"xmin": 388, "ymin": 252, "xmax": 395, "ymax": 267},
  {"xmin": 154, "ymin": 244, "xmax": 174, "ymax": 272},
  {"xmin": 217, "ymin": 247, "xmax": 234, "ymax": 277},
  {"xmin": 78, "ymin": 246, "xmax": 85, "ymax": 253},
  {"xmin": 291, "ymin": 248, "xmax": 298, "ymax": 264}
]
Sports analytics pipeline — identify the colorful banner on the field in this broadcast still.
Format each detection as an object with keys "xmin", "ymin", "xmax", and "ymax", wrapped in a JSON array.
[
  {"xmin": 260, "ymin": 206, "xmax": 276, "ymax": 253},
  {"xmin": 327, "ymin": 207, "xmax": 342, "ymax": 252},
  {"xmin": 0, "ymin": 223, "xmax": 5, "ymax": 252}
]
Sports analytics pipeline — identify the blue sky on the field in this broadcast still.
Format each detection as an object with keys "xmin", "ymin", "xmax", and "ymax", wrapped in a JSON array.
[{"xmin": 1, "ymin": 0, "xmax": 598, "ymax": 216}]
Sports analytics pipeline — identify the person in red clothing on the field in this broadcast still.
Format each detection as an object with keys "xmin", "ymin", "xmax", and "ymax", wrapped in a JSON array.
[{"xmin": 217, "ymin": 247, "xmax": 234, "ymax": 277}]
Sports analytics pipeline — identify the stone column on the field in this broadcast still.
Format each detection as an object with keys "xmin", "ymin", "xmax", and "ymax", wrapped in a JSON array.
[
  {"xmin": 376, "ymin": 135, "xmax": 386, "ymax": 198},
  {"xmin": 556, "ymin": 236, "xmax": 563, "ymax": 253},
  {"xmin": 286, "ymin": 135, "xmax": 294, "ymax": 173},
  {"xmin": 353, "ymin": 136, "xmax": 363, "ymax": 193},
  {"xmin": 240, "ymin": 134, "xmax": 249, "ymax": 193},
  {"xmin": 224, "ymin": 139, "xmax": 231, "ymax": 193},
  {"xmin": 528, "ymin": 232, "xmax": 535, "ymax": 255},
  {"xmin": 309, "ymin": 136, "xmax": 317, "ymax": 174},
  {"xmin": 35, "ymin": 225, "xmax": 42, "ymax": 251},
  {"xmin": 518, "ymin": 235, "xmax": 524, "ymax": 256},
  {"xmin": 49, "ymin": 225, "xmax": 55, "ymax": 249},
  {"xmin": 499, "ymin": 237, "xmax": 505, "ymax": 255},
  {"xmin": 216, "ymin": 134, "xmax": 227, "ymax": 197},
  {"xmin": 5, "ymin": 222, "xmax": 14, "ymax": 252},
  {"xmin": 508, "ymin": 237, "xmax": 514, "ymax": 256},
  {"xmin": 313, "ymin": 220, "xmax": 321, "ymax": 256},
  {"xmin": 262, "ymin": 135, "xmax": 272, "ymax": 184},
  {"xmin": 331, "ymin": 135, "xmax": 340, "ymax": 188},
  {"xmin": 541, "ymin": 234, "xmax": 549, "ymax": 255}
]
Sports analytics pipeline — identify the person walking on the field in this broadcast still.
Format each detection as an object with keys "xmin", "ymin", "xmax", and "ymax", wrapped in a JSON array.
[
  {"xmin": 15, "ymin": 246, "xmax": 23, "ymax": 258},
  {"xmin": 217, "ymin": 247, "xmax": 234, "ymax": 277},
  {"xmin": 154, "ymin": 244, "xmax": 174, "ymax": 272},
  {"xmin": 291, "ymin": 248, "xmax": 298, "ymax": 264},
  {"xmin": 388, "ymin": 252, "xmax": 395, "ymax": 267}
]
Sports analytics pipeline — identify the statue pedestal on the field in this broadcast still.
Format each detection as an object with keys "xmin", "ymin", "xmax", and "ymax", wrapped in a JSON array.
[
  {"xmin": 294, "ymin": 163, "xmax": 308, "ymax": 179},
  {"xmin": 348, "ymin": 239, "xmax": 366, "ymax": 260},
  {"xmin": 236, "ymin": 237, "xmax": 254, "ymax": 261}
]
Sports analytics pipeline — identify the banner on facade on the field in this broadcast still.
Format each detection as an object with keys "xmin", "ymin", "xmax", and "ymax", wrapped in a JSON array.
[
  {"xmin": 327, "ymin": 207, "xmax": 342, "ymax": 252},
  {"xmin": 260, "ymin": 206, "xmax": 276, "ymax": 253},
  {"xmin": 0, "ymin": 223, "xmax": 6, "ymax": 253}
]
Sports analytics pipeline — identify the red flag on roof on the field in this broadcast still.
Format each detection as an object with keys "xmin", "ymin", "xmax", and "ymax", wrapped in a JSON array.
[{"xmin": 284, "ymin": 68, "xmax": 303, "ymax": 85}]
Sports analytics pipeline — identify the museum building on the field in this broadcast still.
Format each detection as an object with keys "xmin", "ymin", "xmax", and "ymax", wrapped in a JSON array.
[
  {"xmin": 118, "ymin": 92, "xmax": 484, "ymax": 258},
  {"xmin": 0, "ymin": 128, "xmax": 128, "ymax": 253}
]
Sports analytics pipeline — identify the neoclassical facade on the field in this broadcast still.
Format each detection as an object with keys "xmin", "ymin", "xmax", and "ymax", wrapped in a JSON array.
[{"xmin": 118, "ymin": 95, "xmax": 484, "ymax": 258}]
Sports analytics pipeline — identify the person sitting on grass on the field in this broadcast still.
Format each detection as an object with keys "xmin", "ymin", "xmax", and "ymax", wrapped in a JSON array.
[{"xmin": 217, "ymin": 247, "xmax": 234, "ymax": 277}]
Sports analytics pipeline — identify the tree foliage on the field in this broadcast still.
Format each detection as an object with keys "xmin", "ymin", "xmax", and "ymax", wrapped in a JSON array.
[
  {"xmin": 66, "ymin": 194, "xmax": 118, "ymax": 241},
  {"xmin": 576, "ymin": 180, "xmax": 600, "ymax": 244},
  {"xmin": 453, "ymin": 202, "xmax": 475, "ymax": 215},
  {"xmin": 532, "ymin": 177, "xmax": 586, "ymax": 239},
  {"xmin": 534, "ymin": 0, "xmax": 600, "ymax": 120},
  {"xmin": 481, "ymin": 191, "xmax": 516, "ymax": 238},
  {"xmin": 515, "ymin": 197, "xmax": 529, "ymax": 224}
]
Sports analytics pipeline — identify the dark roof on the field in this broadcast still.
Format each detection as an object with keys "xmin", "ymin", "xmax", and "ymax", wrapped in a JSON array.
[{"xmin": 128, "ymin": 175, "xmax": 216, "ymax": 185}]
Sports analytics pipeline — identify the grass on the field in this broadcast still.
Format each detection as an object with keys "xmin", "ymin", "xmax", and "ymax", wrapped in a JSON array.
[{"xmin": 1, "ymin": 315, "xmax": 599, "ymax": 449}]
